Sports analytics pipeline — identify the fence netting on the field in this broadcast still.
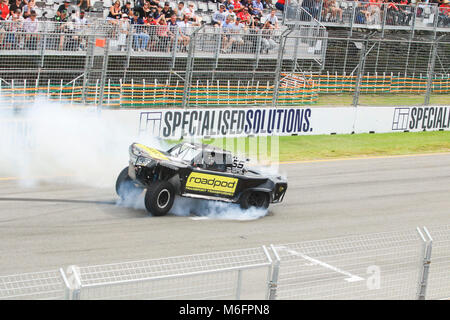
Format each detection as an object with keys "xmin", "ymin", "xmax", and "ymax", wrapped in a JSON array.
[{"xmin": 0, "ymin": 226, "xmax": 448, "ymax": 300}]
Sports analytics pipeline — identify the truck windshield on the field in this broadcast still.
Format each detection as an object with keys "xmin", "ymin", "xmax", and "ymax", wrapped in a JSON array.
[{"xmin": 168, "ymin": 144, "xmax": 201, "ymax": 161}]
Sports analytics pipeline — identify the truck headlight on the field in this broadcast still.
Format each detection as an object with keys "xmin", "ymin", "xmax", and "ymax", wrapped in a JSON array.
[{"xmin": 135, "ymin": 156, "xmax": 153, "ymax": 167}]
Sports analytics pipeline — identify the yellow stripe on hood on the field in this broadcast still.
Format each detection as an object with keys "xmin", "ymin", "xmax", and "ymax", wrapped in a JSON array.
[{"xmin": 135, "ymin": 143, "xmax": 168, "ymax": 160}]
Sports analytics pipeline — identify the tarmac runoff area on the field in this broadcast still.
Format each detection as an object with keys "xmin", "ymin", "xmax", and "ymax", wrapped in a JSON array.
[{"xmin": 0, "ymin": 153, "xmax": 449, "ymax": 276}]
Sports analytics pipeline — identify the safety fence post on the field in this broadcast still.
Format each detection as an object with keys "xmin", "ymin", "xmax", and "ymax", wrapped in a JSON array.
[
  {"xmin": 63, "ymin": 265, "xmax": 82, "ymax": 300},
  {"xmin": 416, "ymin": 227, "xmax": 433, "ymax": 300},
  {"xmin": 268, "ymin": 244, "xmax": 280, "ymax": 300}
]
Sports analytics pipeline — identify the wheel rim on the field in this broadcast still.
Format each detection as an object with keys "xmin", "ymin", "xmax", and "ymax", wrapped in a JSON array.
[
  {"xmin": 248, "ymin": 192, "xmax": 265, "ymax": 208},
  {"xmin": 157, "ymin": 189, "xmax": 171, "ymax": 209}
]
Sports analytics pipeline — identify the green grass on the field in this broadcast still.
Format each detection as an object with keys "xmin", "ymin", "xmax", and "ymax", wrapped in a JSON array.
[
  {"xmin": 202, "ymin": 131, "xmax": 450, "ymax": 162},
  {"xmin": 316, "ymin": 94, "xmax": 450, "ymax": 106}
]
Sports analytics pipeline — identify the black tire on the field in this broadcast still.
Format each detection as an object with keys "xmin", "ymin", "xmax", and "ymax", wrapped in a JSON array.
[
  {"xmin": 239, "ymin": 191, "xmax": 270, "ymax": 210},
  {"xmin": 115, "ymin": 166, "xmax": 141, "ymax": 200},
  {"xmin": 144, "ymin": 181, "xmax": 175, "ymax": 216}
]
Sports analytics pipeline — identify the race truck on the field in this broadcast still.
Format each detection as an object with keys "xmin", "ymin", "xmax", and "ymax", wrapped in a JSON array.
[{"xmin": 116, "ymin": 142, "xmax": 288, "ymax": 216}]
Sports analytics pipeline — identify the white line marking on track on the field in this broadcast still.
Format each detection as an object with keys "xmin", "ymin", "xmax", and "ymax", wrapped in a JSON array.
[
  {"xmin": 190, "ymin": 216, "xmax": 210, "ymax": 220},
  {"xmin": 276, "ymin": 246, "xmax": 364, "ymax": 282}
]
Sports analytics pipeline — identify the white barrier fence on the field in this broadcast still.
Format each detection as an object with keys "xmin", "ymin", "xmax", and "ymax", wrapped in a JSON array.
[
  {"xmin": 0, "ymin": 225, "xmax": 448, "ymax": 300},
  {"xmin": 101, "ymin": 105, "xmax": 450, "ymax": 139}
]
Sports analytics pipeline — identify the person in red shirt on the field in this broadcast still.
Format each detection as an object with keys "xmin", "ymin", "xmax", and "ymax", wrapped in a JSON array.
[
  {"xmin": 237, "ymin": 6, "xmax": 251, "ymax": 24},
  {"xmin": 386, "ymin": 0, "xmax": 401, "ymax": 25},
  {"xmin": 363, "ymin": 0, "xmax": 382, "ymax": 24},
  {"xmin": 275, "ymin": 0, "xmax": 285, "ymax": 12},
  {"xmin": 0, "ymin": 0, "xmax": 9, "ymax": 19},
  {"xmin": 232, "ymin": 0, "xmax": 243, "ymax": 13},
  {"xmin": 438, "ymin": 0, "xmax": 450, "ymax": 27}
]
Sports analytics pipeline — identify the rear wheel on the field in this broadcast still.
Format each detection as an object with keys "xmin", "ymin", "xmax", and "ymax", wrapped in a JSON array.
[
  {"xmin": 239, "ymin": 191, "xmax": 269, "ymax": 210},
  {"xmin": 144, "ymin": 181, "xmax": 175, "ymax": 216},
  {"xmin": 116, "ymin": 167, "xmax": 141, "ymax": 200}
]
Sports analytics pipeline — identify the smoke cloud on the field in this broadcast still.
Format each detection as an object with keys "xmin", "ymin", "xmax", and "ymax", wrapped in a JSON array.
[{"xmin": 0, "ymin": 99, "xmax": 276, "ymax": 220}]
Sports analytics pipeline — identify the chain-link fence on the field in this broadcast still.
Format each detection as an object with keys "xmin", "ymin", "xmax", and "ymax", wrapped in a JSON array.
[
  {"xmin": 269, "ymin": 230, "xmax": 425, "ymax": 299},
  {"xmin": 1, "ymin": 19, "xmax": 448, "ymax": 108},
  {"xmin": 425, "ymin": 225, "xmax": 450, "ymax": 300},
  {"xmin": 284, "ymin": 1, "xmax": 450, "ymax": 33},
  {"xmin": 0, "ymin": 269, "xmax": 68, "ymax": 300},
  {"xmin": 0, "ymin": 225, "xmax": 448, "ymax": 300}
]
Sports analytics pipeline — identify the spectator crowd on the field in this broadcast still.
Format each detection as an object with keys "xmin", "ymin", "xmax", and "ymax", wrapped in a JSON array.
[
  {"xmin": 0, "ymin": 0, "xmax": 448, "ymax": 51},
  {"xmin": 0, "ymin": 0, "xmax": 285, "ymax": 52}
]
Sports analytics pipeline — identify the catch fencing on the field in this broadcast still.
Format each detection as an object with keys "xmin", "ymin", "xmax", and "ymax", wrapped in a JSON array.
[
  {"xmin": 284, "ymin": 0, "xmax": 450, "ymax": 33},
  {"xmin": 0, "ymin": 225, "xmax": 448, "ymax": 300},
  {"xmin": 1, "ymin": 18, "xmax": 449, "ymax": 107}
]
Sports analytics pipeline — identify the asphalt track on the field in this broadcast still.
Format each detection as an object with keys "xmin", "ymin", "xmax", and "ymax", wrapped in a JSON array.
[{"xmin": 0, "ymin": 153, "xmax": 449, "ymax": 276}]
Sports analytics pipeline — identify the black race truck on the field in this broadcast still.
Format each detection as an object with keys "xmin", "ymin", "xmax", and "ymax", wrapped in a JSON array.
[{"xmin": 116, "ymin": 142, "xmax": 287, "ymax": 216}]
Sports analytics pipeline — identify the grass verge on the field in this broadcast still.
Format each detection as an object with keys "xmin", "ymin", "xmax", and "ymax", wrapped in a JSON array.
[
  {"xmin": 203, "ymin": 131, "xmax": 450, "ymax": 162},
  {"xmin": 316, "ymin": 94, "xmax": 450, "ymax": 106}
]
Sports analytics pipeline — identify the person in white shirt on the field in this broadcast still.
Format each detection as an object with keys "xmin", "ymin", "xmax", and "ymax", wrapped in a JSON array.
[
  {"xmin": 175, "ymin": 1, "xmax": 185, "ymax": 20},
  {"xmin": 225, "ymin": 5, "xmax": 237, "ymax": 21},
  {"xmin": 178, "ymin": 14, "xmax": 192, "ymax": 34},
  {"xmin": 263, "ymin": 9, "xmax": 279, "ymax": 29},
  {"xmin": 74, "ymin": 10, "xmax": 88, "ymax": 29},
  {"xmin": 212, "ymin": 4, "xmax": 227, "ymax": 27},
  {"xmin": 23, "ymin": 10, "xmax": 40, "ymax": 49},
  {"xmin": 182, "ymin": 2, "xmax": 200, "ymax": 23},
  {"xmin": 222, "ymin": 16, "xmax": 244, "ymax": 52}
]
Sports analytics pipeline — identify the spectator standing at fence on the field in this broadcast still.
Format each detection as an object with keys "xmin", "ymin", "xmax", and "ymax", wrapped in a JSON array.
[
  {"xmin": 0, "ymin": 0, "xmax": 9, "ymax": 19},
  {"xmin": 130, "ymin": 10, "xmax": 149, "ymax": 51},
  {"xmin": 329, "ymin": 0, "xmax": 343, "ymax": 23},
  {"xmin": 156, "ymin": 16, "xmax": 170, "ymax": 51},
  {"xmin": 5, "ymin": 9, "xmax": 21, "ymax": 49},
  {"xmin": 115, "ymin": 13, "xmax": 129, "ymax": 50},
  {"xmin": 212, "ymin": 4, "xmax": 227, "ymax": 27},
  {"xmin": 399, "ymin": 0, "xmax": 413, "ymax": 25},
  {"xmin": 23, "ymin": 9, "xmax": 38, "ymax": 49},
  {"xmin": 54, "ymin": 9, "xmax": 69, "ymax": 50},
  {"xmin": 386, "ymin": 0, "xmax": 401, "ymax": 25},
  {"xmin": 365, "ymin": 0, "xmax": 382, "ymax": 24},
  {"xmin": 221, "ymin": 14, "xmax": 233, "ymax": 51}
]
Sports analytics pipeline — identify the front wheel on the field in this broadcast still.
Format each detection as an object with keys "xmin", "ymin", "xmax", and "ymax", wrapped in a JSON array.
[
  {"xmin": 116, "ymin": 167, "xmax": 142, "ymax": 200},
  {"xmin": 144, "ymin": 181, "xmax": 175, "ymax": 216},
  {"xmin": 239, "ymin": 191, "xmax": 269, "ymax": 210}
]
